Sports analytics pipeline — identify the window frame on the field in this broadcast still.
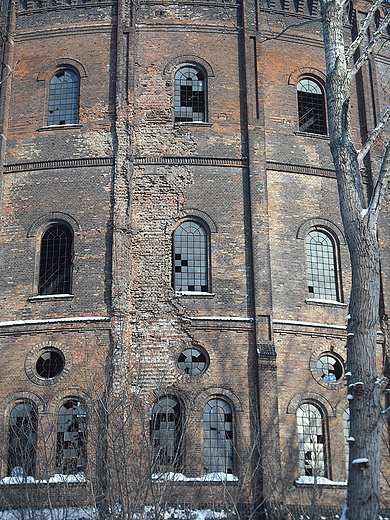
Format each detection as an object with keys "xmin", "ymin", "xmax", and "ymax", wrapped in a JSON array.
[
  {"xmin": 150, "ymin": 396, "xmax": 183, "ymax": 472},
  {"xmin": 55, "ymin": 399, "xmax": 87, "ymax": 475},
  {"xmin": 296, "ymin": 402, "xmax": 330, "ymax": 479},
  {"xmin": 46, "ymin": 68, "xmax": 80, "ymax": 127},
  {"xmin": 305, "ymin": 227, "xmax": 343, "ymax": 302},
  {"xmin": 296, "ymin": 77, "xmax": 327, "ymax": 136},
  {"xmin": 203, "ymin": 397, "xmax": 234, "ymax": 475},
  {"xmin": 36, "ymin": 222, "xmax": 74, "ymax": 297},
  {"xmin": 7, "ymin": 401, "xmax": 38, "ymax": 478},
  {"xmin": 174, "ymin": 64, "xmax": 207, "ymax": 124},
  {"xmin": 172, "ymin": 219, "xmax": 211, "ymax": 294}
]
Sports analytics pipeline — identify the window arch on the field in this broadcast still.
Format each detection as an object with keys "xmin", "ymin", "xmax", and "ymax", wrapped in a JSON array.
[
  {"xmin": 8, "ymin": 402, "xmax": 38, "ymax": 477},
  {"xmin": 296, "ymin": 402, "xmax": 328, "ymax": 478},
  {"xmin": 150, "ymin": 396, "xmax": 182, "ymax": 471},
  {"xmin": 47, "ymin": 69, "xmax": 79, "ymax": 126},
  {"xmin": 56, "ymin": 400, "xmax": 87, "ymax": 475},
  {"xmin": 297, "ymin": 78, "xmax": 327, "ymax": 135},
  {"xmin": 39, "ymin": 223, "xmax": 73, "ymax": 295},
  {"xmin": 173, "ymin": 220, "xmax": 209, "ymax": 293},
  {"xmin": 203, "ymin": 398, "xmax": 233, "ymax": 474},
  {"xmin": 306, "ymin": 229, "xmax": 341, "ymax": 301},
  {"xmin": 174, "ymin": 66, "xmax": 205, "ymax": 122}
]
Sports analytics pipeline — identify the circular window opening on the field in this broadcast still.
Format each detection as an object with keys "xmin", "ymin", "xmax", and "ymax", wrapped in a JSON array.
[
  {"xmin": 317, "ymin": 354, "xmax": 343, "ymax": 383},
  {"xmin": 178, "ymin": 348, "xmax": 207, "ymax": 376},
  {"xmin": 36, "ymin": 349, "xmax": 65, "ymax": 379}
]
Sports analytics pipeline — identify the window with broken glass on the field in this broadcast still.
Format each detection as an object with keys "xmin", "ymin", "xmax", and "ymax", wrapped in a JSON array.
[
  {"xmin": 56, "ymin": 400, "xmax": 86, "ymax": 475},
  {"xmin": 174, "ymin": 66, "xmax": 205, "ymax": 122},
  {"xmin": 48, "ymin": 69, "xmax": 79, "ymax": 126},
  {"xmin": 38, "ymin": 224, "xmax": 73, "ymax": 295},
  {"xmin": 306, "ymin": 229, "xmax": 339, "ymax": 301},
  {"xmin": 178, "ymin": 348, "xmax": 208, "ymax": 376},
  {"xmin": 8, "ymin": 402, "xmax": 38, "ymax": 477},
  {"xmin": 174, "ymin": 221, "xmax": 208, "ymax": 292},
  {"xmin": 316, "ymin": 354, "xmax": 343, "ymax": 383},
  {"xmin": 151, "ymin": 397, "xmax": 182, "ymax": 471},
  {"xmin": 297, "ymin": 78, "xmax": 327, "ymax": 135},
  {"xmin": 203, "ymin": 398, "xmax": 233, "ymax": 474},
  {"xmin": 297, "ymin": 403, "xmax": 328, "ymax": 478}
]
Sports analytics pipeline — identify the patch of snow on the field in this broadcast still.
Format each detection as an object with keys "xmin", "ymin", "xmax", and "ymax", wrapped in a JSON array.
[
  {"xmin": 295, "ymin": 476, "xmax": 347, "ymax": 486},
  {"xmin": 0, "ymin": 476, "xmax": 39, "ymax": 485},
  {"xmin": 132, "ymin": 507, "xmax": 228, "ymax": 520},
  {"xmin": 151, "ymin": 472, "xmax": 238, "ymax": 482},
  {"xmin": 352, "ymin": 458, "xmax": 369, "ymax": 465},
  {"xmin": 49, "ymin": 472, "xmax": 87, "ymax": 483},
  {"xmin": 345, "ymin": 371, "xmax": 352, "ymax": 378},
  {"xmin": 361, "ymin": 208, "xmax": 368, "ymax": 218},
  {"xmin": 0, "ymin": 507, "xmax": 97, "ymax": 519},
  {"xmin": 347, "ymin": 394, "xmax": 354, "ymax": 400},
  {"xmin": 347, "ymin": 437, "xmax": 355, "ymax": 442},
  {"xmin": 347, "ymin": 332, "xmax": 354, "ymax": 337}
]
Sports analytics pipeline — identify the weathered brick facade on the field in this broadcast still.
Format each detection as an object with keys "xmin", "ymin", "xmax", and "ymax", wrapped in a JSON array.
[{"xmin": 0, "ymin": 0, "xmax": 389, "ymax": 516}]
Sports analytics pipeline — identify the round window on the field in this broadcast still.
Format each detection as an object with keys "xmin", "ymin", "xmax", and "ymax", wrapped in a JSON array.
[
  {"xmin": 36, "ymin": 349, "xmax": 65, "ymax": 379},
  {"xmin": 178, "ymin": 348, "xmax": 208, "ymax": 376},
  {"xmin": 317, "ymin": 354, "xmax": 343, "ymax": 383}
]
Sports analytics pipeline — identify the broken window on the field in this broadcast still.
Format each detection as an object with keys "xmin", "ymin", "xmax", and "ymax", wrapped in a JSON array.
[
  {"xmin": 56, "ymin": 400, "xmax": 86, "ymax": 475},
  {"xmin": 203, "ymin": 398, "xmax": 233, "ymax": 474},
  {"xmin": 297, "ymin": 403, "xmax": 327, "ymax": 478},
  {"xmin": 178, "ymin": 347, "xmax": 208, "ymax": 376},
  {"xmin": 36, "ymin": 348, "xmax": 65, "ymax": 379},
  {"xmin": 48, "ymin": 69, "xmax": 79, "ymax": 126},
  {"xmin": 174, "ymin": 66, "xmax": 205, "ymax": 122},
  {"xmin": 174, "ymin": 221, "xmax": 208, "ymax": 292},
  {"xmin": 8, "ymin": 402, "xmax": 38, "ymax": 477},
  {"xmin": 297, "ymin": 78, "xmax": 327, "ymax": 135},
  {"xmin": 343, "ymin": 408, "xmax": 350, "ymax": 473},
  {"xmin": 316, "ymin": 354, "xmax": 343, "ymax": 383},
  {"xmin": 306, "ymin": 229, "xmax": 339, "ymax": 301},
  {"xmin": 38, "ymin": 223, "xmax": 73, "ymax": 295},
  {"xmin": 150, "ymin": 397, "xmax": 182, "ymax": 471}
]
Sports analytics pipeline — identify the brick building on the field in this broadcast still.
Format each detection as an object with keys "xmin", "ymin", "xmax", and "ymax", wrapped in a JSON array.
[{"xmin": 0, "ymin": 0, "xmax": 389, "ymax": 516}]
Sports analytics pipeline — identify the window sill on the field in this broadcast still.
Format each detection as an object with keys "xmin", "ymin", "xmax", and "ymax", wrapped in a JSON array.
[
  {"xmin": 305, "ymin": 298, "xmax": 346, "ymax": 307},
  {"xmin": 175, "ymin": 291, "xmax": 215, "ymax": 298},
  {"xmin": 294, "ymin": 131, "xmax": 329, "ymax": 140},
  {"xmin": 38, "ymin": 124, "xmax": 82, "ymax": 132},
  {"xmin": 29, "ymin": 294, "xmax": 74, "ymax": 302},
  {"xmin": 174, "ymin": 122, "xmax": 212, "ymax": 127}
]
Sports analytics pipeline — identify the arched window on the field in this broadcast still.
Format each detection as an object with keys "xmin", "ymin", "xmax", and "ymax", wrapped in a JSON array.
[
  {"xmin": 297, "ymin": 78, "xmax": 327, "ymax": 135},
  {"xmin": 47, "ymin": 69, "xmax": 79, "ymax": 126},
  {"xmin": 173, "ymin": 221, "xmax": 208, "ymax": 292},
  {"xmin": 174, "ymin": 66, "xmax": 205, "ymax": 122},
  {"xmin": 8, "ymin": 402, "xmax": 38, "ymax": 477},
  {"xmin": 343, "ymin": 408, "xmax": 350, "ymax": 474},
  {"xmin": 56, "ymin": 400, "xmax": 87, "ymax": 475},
  {"xmin": 306, "ymin": 229, "xmax": 340, "ymax": 301},
  {"xmin": 203, "ymin": 398, "xmax": 233, "ymax": 474},
  {"xmin": 39, "ymin": 223, "xmax": 73, "ymax": 295},
  {"xmin": 296, "ymin": 403, "xmax": 328, "ymax": 478},
  {"xmin": 150, "ymin": 397, "xmax": 182, "ymax": 471}
]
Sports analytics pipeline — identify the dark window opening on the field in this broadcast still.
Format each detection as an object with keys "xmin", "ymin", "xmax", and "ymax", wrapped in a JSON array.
[
  {"xmin": 39, "ymin": 224, "xmax": 73, "ymax": 295},
  {"xmin": 174, "ymin": 66, "xmax": 205, "ymax": 122},
  {"xmin": 36, "ymin": 349, "xmax": 65, "ymax": 379},
  {"xmin": 297, "ymin": 79, "xmax": 327, "ymax": 135},
  {"xmin": 150, "ymin": 397, "xmax": 182, "ymax": 471},
  {"xmin": 178, "ymin": 348, "xmax": 208, "ymax": 376},
  {"xmin": 8, "ymin": 403, "xmax": 38, "ymax": 478},
  {"xmin": 56, "ymin": 400, "xmax": 86, "ymax": 475},
  {"xmin": 48, "ymin": 69, "xmax": 79, "ymax": 126}
]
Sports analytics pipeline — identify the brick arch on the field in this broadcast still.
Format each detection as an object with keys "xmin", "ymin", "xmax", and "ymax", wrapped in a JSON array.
[
  {"xmin": 27, "ymin": 212, "xmax": 81, "ymax": 237},
  {"xmin": 0, "ymin": 391, "xmax": 46, "ymax": 421},
  {"xmin": 163, "ymin": 56, "xmax": 215, "ymax": 81},
  {"xmin": 296, "ymin": 218, "xmax": 346, "ymax": 245},
  {"xmin": 197, "ymin": 386, "xmax": 243, "ymax": 413},
  {"xmin": 37, "ymin": 58, "xmax": 88, "ymax": 81},
  {"xmin": 287, "ymin": 392, "xmax": 335, "ymax": 417},
  {"xmin": 288, "ymin": 67, "xmax": 326, "ymax": 86},
  {"xmin": 46, "ymin": 388, "xmax": 90, "ymax": 417},
  {"xmin": 180, "ymin": 209, "xmax": 218, "ymax": 233}
]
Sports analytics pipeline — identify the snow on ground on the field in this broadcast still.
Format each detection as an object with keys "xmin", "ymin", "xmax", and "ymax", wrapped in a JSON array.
[
  {"xmin": 151, "ymin": 472, "xmax": 238, "ymax": 482},
  {"xmin": 0, "ymin": 507, "xmax": 97, "ymax": 520},
  {"xmin": 295, "ymin": 476, "xmax": 347, "ymax": 486}
]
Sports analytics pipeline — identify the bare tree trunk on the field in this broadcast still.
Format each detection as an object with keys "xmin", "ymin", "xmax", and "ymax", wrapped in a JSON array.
[{"xmin": 320, "ymin": 0, "xmax": 390, "ymax": 518}]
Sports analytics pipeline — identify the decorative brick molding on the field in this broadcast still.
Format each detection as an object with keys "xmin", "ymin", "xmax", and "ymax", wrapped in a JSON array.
[
  {"xmin": 135, "ymin": 156, "xmax": 247, "ymax": 167},
  {"xmin": 4, "ymin": 157, "xmax": 114, "ymax": 173}
]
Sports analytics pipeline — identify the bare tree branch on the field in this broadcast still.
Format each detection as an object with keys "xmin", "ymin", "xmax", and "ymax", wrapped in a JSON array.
[
  {"xmin": 358, "ymin": 104, "xmax": 390, "ymax": 164},
  {"xmin": 259, "ymin": 17, "xmax": 322, "ymax": 43},
  {"xmin": 367, "ymin": 139, "xmax": 390, "ymax": 217},
  {"xmin": 345, "ymin": 0, "xmax": 384, "ymax": 65},
  {"xmin": 349, "ymin": 10, "xmax": 390, "ymax": 77},
  {"xmin": 0, "ymin": 60, "xmax": 19, "ymax": 86}
]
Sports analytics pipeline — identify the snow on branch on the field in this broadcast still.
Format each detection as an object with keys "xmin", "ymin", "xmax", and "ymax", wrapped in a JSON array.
[
  {"xmin": 349, "ymin": 9, "xmax": 390, "ymax": 78},
  {"xmin": 358, "ymin": 105, "xmax": 390, "ymax": 165},
  {"xmin": 345, "ymin": 0, "xmax": 384, "ymax": 65}
]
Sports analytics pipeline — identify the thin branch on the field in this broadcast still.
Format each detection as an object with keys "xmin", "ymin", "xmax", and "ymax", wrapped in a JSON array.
[
  {"xmin": 367, "ymin": 138, "xmax": 390, "ymax": 217},
  {"xmin": 259, "ymin": 17, "xmax": 322, "ymax": 43},
  {"xmin": 345, "ymin": 0, "xmax": 384, "ymax": 65},
  {"xmin": 0, "ymin": 60, "xmax": 19, "ymax": 86},
  {"xmin": 358, "ymin": 104, "xmax": 390, "ymax": 164},
  {"xmin": 381, "ymin": 405, "xmax": 390, "ymax": 422},
  {"xmin": 350, "ymin": 10, "xmax": 390, "ymax": 78}
]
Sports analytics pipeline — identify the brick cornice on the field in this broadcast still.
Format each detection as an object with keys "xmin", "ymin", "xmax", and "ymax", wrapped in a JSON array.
[
  {"xmin": 4, "ymin": 156, "xmax": 114, "ymax": 173},
  {"xmin": 135, "ymin": 156, "xmax": 247, "ymax": 167},
  {"xmin": 266, "ymin": 161, "xmax": 335, "ymax": 178}
]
